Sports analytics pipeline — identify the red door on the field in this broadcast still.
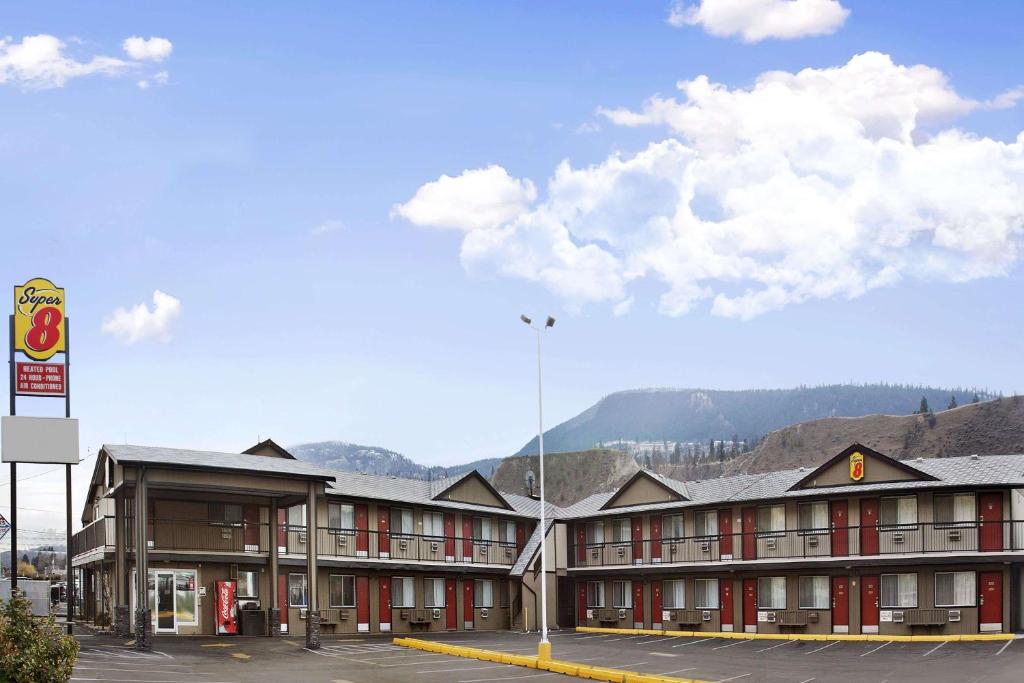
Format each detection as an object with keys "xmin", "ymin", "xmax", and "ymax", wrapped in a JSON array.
[
  {"xmin": 742, "ymin": 578, "xmax": 757, "ymax": 633},
  {"xmin": 356, "ymin": 576, "xmax": 370, "ymax": 632},
  {"xmin": 650, "ymin": 516, "xmax": 662, "ymax": 563},
  {"xmin": 979, "ymin": 571, "xmax": 1002, "ymax": 631},
  {"xmin": 860, "ymin": 499, "xmax": 879, "ymax": 555},
  {"xmin": 832, "ymin": 577, "xmax": 849, "ymax": 633},
  {"xmin": 278, "ymin": 575, "xmax": 288, "ymax": 632},
  {"xmin": 462, "ymin": 517, "xmax": 474, "ymax": 560},
  {"xmin": 830, "ymin": 500, "xmax": 849, "ymax": 557},
  {"xmin": 632, "ymin": 581, "xmax": 645, "ymax": 628},
  {"xmin": 576, "ymin": 524, "xmax": 587, "ymax": 564},
  {"xmin": 720, "ymin": 579, "xmax": 733, "ymax": 630},
  {"xmin": 463, "ymin": 580, "xmax": 474, "ymax": 630},
  {"xmin": 979, "ymin": 493, "xmax": 1003, "ymax": 552},
  {"xmin": 578, "ymin": 583, "xmax": 588, "ymax": 624},
  {"xmin": 378, "ymin": 506, "xmax": 391, "ymax": 558},
  {"xmin": 446, "ymin": 578, "xmax": 458, "ymax": 630},
  {"xmin": 243, "ymin": 505, "xmax": 260, "ymax": 550},
  {"xmin": 719, "ymin": 509, "xmax": 733, "ymax": 558},
  {"xmin": 379, "ymin": 576, "xmax": 391, "ymax": 632},
  {"xmin": 742, "ymin": 507, "xmax": 757, "ymax": 560},
  {"xmin": 355, "ymin": 504, "xmax": 369, "ymax": 557},
  {"xmin": 516, "ymin": 522, "xmax": 526, "ymax": 553},
  {"xmin": 632, "ymin": 517, "xmax": 644, "ymax": 564},
  {"xmin": 652, "ymin": 581, "xmax": 663, "ymax": 629},
  {"xmin": 444, "ymin": 513, "xmax": 456, "ymax": 561},
  {"xmin": 861, "ymin": 575, "xmax": 879, "ymax": 633}
]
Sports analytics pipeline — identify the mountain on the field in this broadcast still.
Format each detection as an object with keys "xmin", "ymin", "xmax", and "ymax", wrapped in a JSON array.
[
  {"xmin": 516, "ymin": 384, "xmax": 992, "ymax": 455},
  {"xmin": 288, "ymin": 440, "xmax": 504, "ymax": 481},
  {"xmin": 724, "ymin": 396, "xmax": 1024, "ymax": 475},
  {"xmin": 492, "ymin": 449, "xmax": 640, "ymax": 507}
]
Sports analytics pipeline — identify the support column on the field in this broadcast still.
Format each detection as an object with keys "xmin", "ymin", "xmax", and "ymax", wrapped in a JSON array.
[
  {"xmin": 113, "ymin": 492, "xmax": 129, "ymax": 638},
  {"xmin": 269, "ymin": 498, "xmax": 280, "ymax": 636},
  {"xmin": 133, "ymin": 469, "xmax": 151, "ymax": 650},
  {"xmin": 305, "ymin": 483, "xmax": 320, "ymax": 649}
]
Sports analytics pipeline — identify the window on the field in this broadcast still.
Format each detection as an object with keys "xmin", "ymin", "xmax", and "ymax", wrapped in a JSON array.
[
  {"xmin": 757, "ymin": 505, "xmax": 786, "ymax": 537},
  {"xmin": 663, "ymin": 514, "xmax": 685, "ymax": 540},
  {"xmin": 586, "ymin": 581, "xmax": 605, "ymax": 607},
  {"xmin": 501, "ymin": 521, "xmax": 517, "ymax": 545},
  {"xmin": 757, "ymin": 577, "xmax": 786, "ymax": 610},
  {"xmin": 612, "ymin": 580, "xmax": 633, "ymax": 608},
  {"xmin": 175, "ymin": 570, "xmax": 198, "ymax": 625},
  {"xmin": 499, "ymin": 581, "xmax": 510, "ymax": 608},
  {"xmin": 798, "ymin": 501, "xmax": 828, "ymax": 533},
  {"xmin": 934, "ymin": 494, "xmax": 976, "ymax": 528},
  {"xmin": 798, "ymin": 576, "xmax": 829, "ymax": 609},
  {"xmin": 391, "ymin": 508, "xmax": 414, "ymax": 536},
  {"xmin": 328, "ymin": 503, "xmax": 355, "ymax": 530},
  {"xmin": 586, "ymin": 523, "xmax": 605, "ymax": 546},
  {"xmin": 329, "ymin": 575, "xmax": 356, "ymax": 608},
  {"xmin": 935, "ymin": 572, "xmax": 976, "ymax": 607},
  {"xmin": 391, "ymin": 577, "xmax": 414, "ymax": 608},
  {"xmin": 288, "ymin": 573, "xmax": 308, "ymax": 607},
  {"xmin": 422, "ymin": 511, "xmax": 444, "ymax": 538},
  {"xmin": 663, "ymin": 579, "xmax": 685, "ymax": 609},
  {"xmin": 474, "ymin": 579, "xmax": 494, "ymax": 608},
  {"xmin": 612, "ymin": 519, "xmax": 631, "ymax": 544},
  {"xmin": 424, "ymin": 578, "xmax": 445, "ymax": 608},
  {"xmin": 287, "ymin": 504, "xmax": 306, "ymax": 528},
  {"xmin": 880, "ymin": 496, "xmax": 918, "ymax": 530},
  {"xmin": 237, "ymin": 570, "xmax": 259, "ymax": 599},
  {"xmin": 880, "ymin": 573, "xmax": 917, "ymax": 608},
  {"xmin": 473, "ymin": 517, "xmax": 492, "ymax": 543},
  {"xmin": 210, "ymin": 503, "xmax": 243, "ymax": 527},
  {"xmin": 694, "ymin": 579, "xmax": 719, "ymax": 609},
  {"xmin": 694, "ymin": 511, "xmax": 718, "ymax": 538},
  {"xmin": 106, "ymin": 458, "xmax": 114, "ymax": 488}
]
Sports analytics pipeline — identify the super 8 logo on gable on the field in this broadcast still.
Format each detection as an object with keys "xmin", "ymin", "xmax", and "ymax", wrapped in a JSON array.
[{"xmin": 14, "ymin": 277, "xmax": 66, "ymax": 361}]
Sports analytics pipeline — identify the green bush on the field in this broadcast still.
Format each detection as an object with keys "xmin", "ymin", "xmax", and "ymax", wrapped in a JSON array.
[{"xmin": 0, "ymin": 592, "xmax": 79, "ymax": 683}]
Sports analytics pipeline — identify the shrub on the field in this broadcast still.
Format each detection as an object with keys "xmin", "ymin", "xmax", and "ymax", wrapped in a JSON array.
[{"xmin": 0, "ymin": 591, "xmax": 79, "ymax": 683}]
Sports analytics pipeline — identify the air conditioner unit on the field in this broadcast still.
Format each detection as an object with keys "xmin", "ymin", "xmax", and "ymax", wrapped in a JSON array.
[
  {"xmin": 505, "ymin": 547, "xmax": 513, "ymax": 558},
  {"xmin": 399, "ymin": 539, "xmax": 408, "ymax": 550},
  {"xmin": 432, "ymin": 608, "xmax": 442, "ymax": 620},
  {"xmin": 807, "ymin": 536, "xmax": 819, "ymax": 547},
  {"xmin": 892, "ymin": 611, "xmax": 905, "ymax": 623},
  {"xmin": 300, "ymin": 608, "xmax": 308, "ymax": 620},
  {"xmin": 586, "ymin": 609, "xmax": 594, "ymax": 620},
  {"xmin": 591, "ymin": 548, "xmax": 599, "ymax": 558},
  {"xmin": 766, "ymin": 612, "xmax": 777, "ymax": 623},
  {"xmin": 669, "ymin": 545, "xmax": 678, "ymax": 554},
  {"xmin": 893, "ymin": 532, "xmax": 905, "ymax": 544},
  {"xmin": 667, "ymin": 610, "xmax": 677, "ymax": 620},
  {"xmin": 400, "ymin": 610, "xmax": 411, "ymax": 620},
  {"xmin": 430, "ymin": 541, "xmax": 439, "ymax": 552},
  {"xmin": 766, "ymin": 538, "xmax": 777, "ymax": 550},
  {"xmin": 948, "ymin": 610, "xmax": 962, "ymax": 622},
  {"xmin": 948, "ymin": 530, "xmax": 961, "ymax": 542},
  {"xmin": 617, "ymin": 547, "xmax": 626, "ymax": 557},
  {"xmin": 298, "ymin": 533, "xmax": 307, "ymax": 544},
  {"xmin": 808, "ymin": 612, "xmax": 819, "ymax": 623},
  {"xmin": 221, "ymin": 528, "xmax": 233, "ymax": 540},
  {"xmin": 702, "ymin": 610, "xmax": 711, "ymax": 621},
  {"xmin": 699, "ymin": 542, "xmax": 710, "ymax": 552},
  {"xmin": 480, "ymin": 608, "xmax": 489, "ymax": 619},
  {"xmin": 479, "ymin": 545, "xmax": 488, "ymax": 555},
  {"xmin": 338, "ymin": 535, "xmax": 347, "ymax": 547},
  {"xmin": 618, "ymin": 608, "xmax": 627, "ymax": 619},
  {"xmin": 339, "ymin": 610, "xmax": 349, "ymax": 620}
]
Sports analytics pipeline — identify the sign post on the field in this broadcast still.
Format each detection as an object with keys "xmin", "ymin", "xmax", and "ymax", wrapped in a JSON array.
[{"xmin": 4, "ymin": 277, "xmax": 76, "ymax": 634}]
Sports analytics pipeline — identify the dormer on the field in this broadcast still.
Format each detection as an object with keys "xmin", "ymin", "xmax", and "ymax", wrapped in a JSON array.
[
  {"xmin": 600, "ymin": 470, "xmax": 688, "ymax": 510},
  {"xmin": 789, "ymin": 443, "xmax": 939, "ymax": 490},
  {"xmin": 242, "ymin": 438, "xmax": 296, "ymax": 459},
  {"xmin": 431, "ymin": 470, "xmax": 513, "ymax": 510}
]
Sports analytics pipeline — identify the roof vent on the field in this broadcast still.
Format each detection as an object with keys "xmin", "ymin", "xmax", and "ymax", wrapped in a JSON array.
[
  {"xmin": 970, "ymin": 454, "xmax": 979, "ymax": 460},
  {"xmin": 798, "ymin": 467, "xmax": 805, "ymax": 472},
  {"xmin": 916, "ymin": 457, "xmax": 924, "ymax": 462}
]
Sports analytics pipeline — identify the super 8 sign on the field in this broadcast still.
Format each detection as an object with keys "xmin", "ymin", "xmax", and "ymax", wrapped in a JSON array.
[
  {"xmin": 14, "ymin": 278, "xmax": 66, "ymax": 361},
  {"xmin": 849, "ymin": 452, "xmax": 865, "ymax": 481}
]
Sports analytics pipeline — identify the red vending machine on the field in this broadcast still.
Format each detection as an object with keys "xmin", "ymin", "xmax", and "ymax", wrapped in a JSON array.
[{"xmin": 215, "ymin": 580, "xmax": 237, "ymax": 635}]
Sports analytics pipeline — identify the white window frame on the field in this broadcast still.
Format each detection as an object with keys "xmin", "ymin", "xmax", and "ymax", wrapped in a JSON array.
[
  {"xmin": 502, "ymin": 520, "xmax": 517, "ymax": 545},
  {"xmin": 935, "ymin": 571, "xmax": 976, "ymax": 607},
  {"xmin": 757, "ymin": 576, "xmax": 786, "ymax": 610},
  {"xmin": 328, "ymin": 503, "xmax": 355, "ymax": 531},
  {"xmin": 798, "ymin": 576, "xmax": 829, "ymax": 610},
  {"xmin": 663, "ymin": 579, "xmax": 685, "ymax": 609},
  {"xmin": 586, "ymin": 581, "xmax": 606, "ymax": 608},
  {"xmin": 288, "ymin": 573, "xmax": 308, "ymax": 608},
  {"xmin": 237, "ymin": 570, "xmax": 259, "ymax": 599},
  {"xmin": 612, "ymin": 580, "xmax": 633, "ymax": 608},
  {"xmin": 757, "ymin": 505, "xmax": 786, "ymax": 537},
  {"xmin": 391, "ymin": 576, "xmax": 415, "ymax": 608},
  {"xmin": 586, "ymin": 522, "xmax": 605, "ymax": 547},
  {"xmin": 694, "ymin": 579, "xmax": 719, "ymax": 609},
  {"xmin": 328, "ymin": 574, "xmax": 356, "ymax": 608},
  {"xmin": 391, "ymin": 508, "xmax": 414, "ymax": 537},
  {"xmin": 694, "ymin": 511, "xmax": 718, "ymax": 538},
  {"xmin": 798, "ymin": 501, "xmax": 829, "ymax": 535},
  {"xmin": 422, "ymin": 511, "xmax": 444, "ymax": 538},
  {"xmin": 934, "ymin": 493, "xmax": 976, "ymax": 529},
  {"xmin": 612, "ymin": 518, "xmax": 631, "ymax": 544},
  {"xmin": 880, "ymin": 495, "xmax": 918, "ymax": 531},
  {"xmin": 473, "ymin": 579, "xmax": 494, "ymax": 608},
  {"xmin": 663, "ymin": 514, "xmax": 685, "ymax": 540},
  {"xmin": 880, "ymin": 573, "xmax": 918, "ymax": 608},
  {"xmin": 424, "ymin": 577, "xmax": 446, "ymax": 608}
]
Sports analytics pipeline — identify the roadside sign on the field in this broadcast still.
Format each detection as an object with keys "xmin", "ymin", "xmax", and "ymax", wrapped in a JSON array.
[
  {"xmin": 15, "ymin": 362, "xmax": 66, "ymax": 396},
  {"xmin": 0, "ymin": 513, "xmax": 9, "ymax": 543}
]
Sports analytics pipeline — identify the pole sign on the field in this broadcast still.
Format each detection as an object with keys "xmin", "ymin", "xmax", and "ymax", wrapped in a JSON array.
[
  {"xmin": 0, "ymin": 513, "xmax": 8, "ymax": 543},
  {"xmin": 14, "ymin": 278, "xmax": 66, "ymax": 361},
  {"xmin": 15, "ymin": 362, "xmax": 66, "ymax": 396}
]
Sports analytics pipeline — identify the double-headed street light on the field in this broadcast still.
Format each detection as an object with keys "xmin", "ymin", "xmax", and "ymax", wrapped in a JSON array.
[{"xmin": 521, "ymin": 314, "xmax": 554, "ymax": 660}]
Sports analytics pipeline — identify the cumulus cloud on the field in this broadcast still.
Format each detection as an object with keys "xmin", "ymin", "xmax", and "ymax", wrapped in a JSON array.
[
  {"xmin": 395, "ymin": 52, "xmax": 1024, "ymax": 320},
  {"xmin": 0, "ymin": 34, "xmax": 129, "ymax": 89},
  {"xmin": 391, "ymin": 165, "xmax": 537, "ymax": 232},
  {"xmin": 122, "ymin": 36, "xmax": 173, "ymax": 62},
  {"xmin": 668, "ymin": 0, "xmax": 850, "ymax": 42},
  {"xmin": 102, "ymin": 291, "xmax": 182, "ymax": 344}
]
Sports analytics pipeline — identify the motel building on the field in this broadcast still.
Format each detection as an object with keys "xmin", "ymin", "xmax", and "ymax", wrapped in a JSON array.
[{"xmin": 71, "ymin": 441, "xmax": 1024, "ymax": 647}]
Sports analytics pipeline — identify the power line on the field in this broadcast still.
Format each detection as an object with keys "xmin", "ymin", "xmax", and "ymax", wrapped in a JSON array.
[{"xmin": 0, "ymin": 451, "xmax": 96, "ymax": 487}]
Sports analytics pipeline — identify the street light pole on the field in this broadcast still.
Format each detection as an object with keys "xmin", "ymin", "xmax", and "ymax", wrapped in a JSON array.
[{"xmin": 521, "ymin": 314, "xmax": 554, "ymax": 661}]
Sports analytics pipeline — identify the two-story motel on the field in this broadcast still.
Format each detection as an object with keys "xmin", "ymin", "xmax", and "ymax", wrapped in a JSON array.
[{"xmin": 71, "ymin": 441, "xmax": 1024, "ymax": 647}]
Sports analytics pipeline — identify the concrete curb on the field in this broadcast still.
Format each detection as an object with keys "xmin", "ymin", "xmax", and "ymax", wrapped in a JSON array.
[
  {"xmin": 574, "ymin": 626, "xmax": 1014, "ymax": 642},
  {"xmin": 392, "ymin": 637, "xmax": 711, "ymax": 683}
]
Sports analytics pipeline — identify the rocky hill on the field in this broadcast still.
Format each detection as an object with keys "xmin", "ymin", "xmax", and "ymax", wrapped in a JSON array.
[
  {"xmin": 725, "ymin": 396, "xmax": 1024, "ymax": 474},
  {"xmin": 517, "ymin": 384, "xmax": 990, "ymax": 456},
  {"xmin": 492, "ymin": 449, "xmax": 640, "ymax": 507},
  {"xmin": 289, "ymin": 440, "xmax": 503, "ymax": 480}
]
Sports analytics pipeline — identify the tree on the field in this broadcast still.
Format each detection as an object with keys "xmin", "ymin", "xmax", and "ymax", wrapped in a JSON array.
[
  {"xmin": 17, "ymin": 561, "xmax": 36, "ymax": 579},
  {"xmin": 671, "ymin": 442, "xmax": 681, "ymax": 465},
  {"xmin": 918, "ymin": 396, "xmax": 930, "ymax": 414},
  {"xmin": 972, "ymin": 394, "xmax": 980, "ymax": 404},
  {"xmin": 948, "ymin": 395, "xmax": 958, "ymax": 410}
]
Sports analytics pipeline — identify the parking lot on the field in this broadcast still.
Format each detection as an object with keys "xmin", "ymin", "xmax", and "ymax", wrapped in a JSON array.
[{"xmin": 70, "ymin": 629, "xmax": 1024, "ymax": 683}]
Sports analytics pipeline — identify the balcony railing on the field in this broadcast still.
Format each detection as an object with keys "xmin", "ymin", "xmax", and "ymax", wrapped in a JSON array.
[
  {"xmin": 71, "ymin": 517, "xmax": 521, "ymax": 566},
  {"xmin": 569, "ymin": 520, "xmax": 1024, "ymax": 568}
]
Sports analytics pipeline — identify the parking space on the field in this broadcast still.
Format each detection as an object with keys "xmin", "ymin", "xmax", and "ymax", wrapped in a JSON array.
[{"xmin": 413, "ymin": 630, "xmax": 1024, "ymax": 683}]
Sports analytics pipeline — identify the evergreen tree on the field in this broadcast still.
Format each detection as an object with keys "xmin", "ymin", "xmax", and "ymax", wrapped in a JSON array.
[
  {"xmin": 972, "ymin": 394, "xmax": 980, "ymax": 404},
  {"xmin": 947, "ymin": 395, "xmax": 958, "ymax": 410},
  {"xmin": 918, "ymin": 396, "xmax": 930, "ymax": 414}
]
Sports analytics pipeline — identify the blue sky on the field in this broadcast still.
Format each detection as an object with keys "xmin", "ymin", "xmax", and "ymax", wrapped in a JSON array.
[{"xmin": 1, "ymin": 1, "xmax": 1022, "ymax": 536}]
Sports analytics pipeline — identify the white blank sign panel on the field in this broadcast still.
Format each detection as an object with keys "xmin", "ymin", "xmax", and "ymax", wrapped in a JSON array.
[{"xmin": 1, "ymin": 416, "xmax": 80, "ymax": 464}]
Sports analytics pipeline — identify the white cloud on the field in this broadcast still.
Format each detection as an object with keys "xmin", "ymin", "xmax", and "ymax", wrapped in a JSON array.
[
  {"xmin": 396, "ymin": 52, "xmax": 1024, "ymax": 320},
  {"xmin": 668, "ymin": 0, "xmax": 850, "ymax": 42},
  {"xmin": 312, "ymin": 219, "xmax": 345, "ymax": 236},
  {"xmin": 0, "ymin": 34, "xmax": 129, "ymax": 89},
  {"xmin": 391, "ymin": 165, "xmax": 537, "ymax": 232},
  {"xmin": 138, "ymin": 70, "xmax": 169, "ymax": 89},
  {"xmin": 122, "ymin": 36, "xmax": 173, "ymax": 62},
  {"xmin": 102, "ymin": 291, "xmax": 182, "ymax": 344}
]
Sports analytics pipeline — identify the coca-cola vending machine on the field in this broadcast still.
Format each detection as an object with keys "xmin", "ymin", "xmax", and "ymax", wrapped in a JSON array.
[{"xmin": 215, "ymin": 580, "xmax": 237, "ymax": 635}]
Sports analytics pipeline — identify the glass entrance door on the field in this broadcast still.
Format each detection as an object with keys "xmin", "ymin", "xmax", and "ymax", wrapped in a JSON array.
[{"xmin": 156, "ymin": 572, "xmax": 175, "ymax": 632}]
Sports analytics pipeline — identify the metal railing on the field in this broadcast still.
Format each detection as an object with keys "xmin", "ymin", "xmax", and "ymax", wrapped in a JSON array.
[
  {"xmin": 569, "ymin": 520, "xmax": 1024, "ymax": 568},
  {"xmin": 70, "ymin": 516, "xmax": 114, "ymax": 558}
]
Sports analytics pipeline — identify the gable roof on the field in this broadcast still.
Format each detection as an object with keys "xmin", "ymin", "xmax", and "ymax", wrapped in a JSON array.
[
  {"xmin": 103, "ymin": 444, "xmax": 334, "ymax": 480},
  {"xmin": 430, "ymin": 469, "xmax": 513, "ymax": 510},
  {"xmin": 510, "ymin": 519, "xmax": 554, "ymax": 577},
  {"xmin": 242, "ymin": 438, "xmax": 296, "ymax": 459},
  {"xmin": 788, "ymin": 443, "xmax": 939, "ymax": 490},
  {"xmin": 600, "ymin": 469, "xmax": 689, "ymax": 510}
]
